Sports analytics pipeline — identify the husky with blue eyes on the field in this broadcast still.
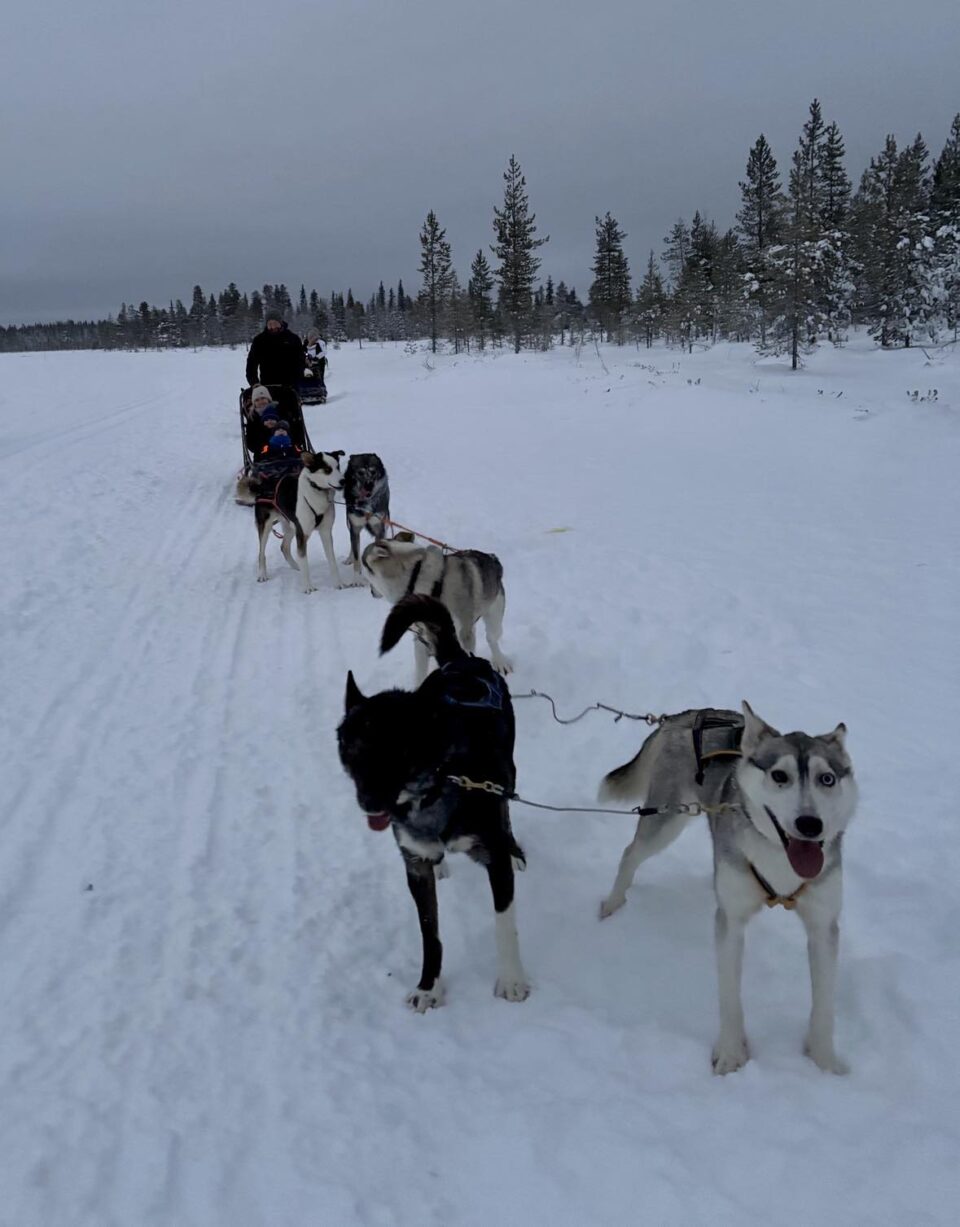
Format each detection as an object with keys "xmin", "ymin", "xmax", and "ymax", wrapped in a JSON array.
[{"xmin": 598, "ymin": 701, "xmax": 857, "ymax": 1075}]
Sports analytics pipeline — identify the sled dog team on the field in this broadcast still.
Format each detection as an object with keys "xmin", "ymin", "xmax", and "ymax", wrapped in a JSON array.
[{"xmin": 245, "ymin": 446, "xmax": 858, "ymax": 1076}]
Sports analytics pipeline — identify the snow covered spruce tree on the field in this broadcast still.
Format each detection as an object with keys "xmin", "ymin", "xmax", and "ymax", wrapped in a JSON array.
[
  {"xmin": 418, "ymin": 209, "xmax": 455, "ymax": 353},
  {"xmin": 468, "ymin": 249, "xmax": 494, "ymax": 350},
  {"xmin": 737, "ymin": 135, "xmax": 787, "ymax": 347},
  {"xmin": 634, "ymin": 251, "xmax": 667, "ymax": 347},
  {"xmin": 850, "ymin": 133, "xmax": 933, "ymax": 346},
  {"xmin": 763, "ymin": 100, "xmax": 836, "ymax": 368},
  {"xmin": 931, "ymin": 114, "xmax": 960, "ymax": 337},
  {"xmin": 819, "ymin": 119, "xmax": 853, "ymax": 341},
  {"xmin": 588, "ymin": 212, "xmax": 632, "ymax": 342},
  {"xmin": 492, "ymin": 155, "xmax": 548, "ymax": 353}
]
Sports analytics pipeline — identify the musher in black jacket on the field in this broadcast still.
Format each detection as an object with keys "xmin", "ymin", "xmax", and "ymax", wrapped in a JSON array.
[{"xmin": 245, "ymin": 309, "xmax": 305, "ymax": 388}]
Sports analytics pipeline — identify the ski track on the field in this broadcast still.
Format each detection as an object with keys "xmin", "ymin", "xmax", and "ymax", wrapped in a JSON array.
[{"xmin": 2, "ymin": 342, "xmax": 959, "ymax": 1226}]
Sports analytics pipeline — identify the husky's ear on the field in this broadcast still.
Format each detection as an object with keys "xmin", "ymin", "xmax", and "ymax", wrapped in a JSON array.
[
  {"xmin": 367, "ymin": 542, "xmax": 391, "ymax": 560},
  {"xmin": 393, "ymin": 530, "xmax": 415, "ymax": 543},
  {"xmin": 741, "ymin": 700, "xmax": 781, "ymax": 752},
  {"xmin": 344, "ymin": 671, "xmax": 365, "ymax": 712},
  {"xmin": 329, "ymin": 449, "xmax": 345, "ymax": 460},
  {"xmin": 821, "ymin": 722, "xmax": 847, "ymax": 747},
  {"xmin": 300, "ymin": 450, "xmax": 315, "ymax": 465}
]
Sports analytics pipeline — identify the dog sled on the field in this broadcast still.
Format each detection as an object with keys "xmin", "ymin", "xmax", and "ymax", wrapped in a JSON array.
[
  {"xmin": 298, "ymin": 365, "xmax": 327, "ymax": 406},
  {"xmin": 238, "ymin": 384, "xmax": 314, "ymax": 476}
]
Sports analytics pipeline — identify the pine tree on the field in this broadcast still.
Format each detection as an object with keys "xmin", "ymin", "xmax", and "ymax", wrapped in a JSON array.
[
  {"xmin": 492, "ymin": 155, "xmax": 548, "ymax": 352},
  {"xmin": 418, "ymin": 209, "xmax": 455, "ymax": 353},
  {"xmin": 589, "ymin": 212, "xmax": 632, "ymax": 342},
  {"xmin": 737, "ymin": 135, "xmax": 787, "ymax": 345},
  {"xmin": 299, "ymin": 285, "xmax": 308, "ymax": 315},
  {"xmin": 468, "ymin": 249, "xmax": 494, "ymax": 350},
  {"xmin": 397, "ymin": 280, "xmax": 407, "ymax": 312}
]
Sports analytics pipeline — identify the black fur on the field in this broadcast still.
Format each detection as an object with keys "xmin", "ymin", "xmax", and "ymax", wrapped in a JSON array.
[
  {"xmin": 337, "ymin": 595, "xmax": 524, "ymax": 1004},
  {"xmin": 343, "ymin": 453, "xmax": 390, "ymax": 568}
]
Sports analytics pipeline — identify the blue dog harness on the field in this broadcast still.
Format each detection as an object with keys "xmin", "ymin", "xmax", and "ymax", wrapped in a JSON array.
[{"xmin": 438, "ymin": 661, "xmax": 507, "ymax": 712}]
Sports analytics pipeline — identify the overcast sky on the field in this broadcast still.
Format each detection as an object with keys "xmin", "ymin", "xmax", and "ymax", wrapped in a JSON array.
[{"xmin": 3, "ymin": 0, "xmax": 958, "ymax": 325}]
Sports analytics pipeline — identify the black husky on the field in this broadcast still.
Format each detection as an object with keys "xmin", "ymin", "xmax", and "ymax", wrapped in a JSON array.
[
  {"xmin": 343, "ymin": 452, "xmax": 390, "ymax": 574},
  {"xmin": 337, "ymin": 595, "xmax": 530, "ymax": 1011}
]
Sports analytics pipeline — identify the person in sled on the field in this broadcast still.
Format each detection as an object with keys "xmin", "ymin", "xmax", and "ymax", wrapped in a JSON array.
[
  {"xmin": 255, "ymin": 419, "xmax": 303, "ymax": 481},
  {"xmin": 245, "ymin": 384, "xmax": 280, "ymax": 454},
  {"xmin": 304, "ymin": 329, "xmax": 328, "ymax": 391},
  {"xmin": 246, "ymin": 309, "xmax": 304, "ymax": 388},
  {"xmin": 261, "ymin": 420, "xmax": 298, "ymax": 459}
]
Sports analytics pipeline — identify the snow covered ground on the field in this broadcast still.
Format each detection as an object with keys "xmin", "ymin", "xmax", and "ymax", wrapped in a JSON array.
[{"xmin": 1, "ymin": 336, "xmax": 958, "ymax": 1226}]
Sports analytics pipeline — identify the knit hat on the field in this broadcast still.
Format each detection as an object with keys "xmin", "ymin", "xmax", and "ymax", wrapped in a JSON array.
[
  {"xmin": 264, "ymin": 308, "xmax": 283, "ymax": 325},
  {"xmin": 250, "ymin": 384, "xmax": 272, "ymax": 405},
  {"xmin": 259, "ymin": 404, "xmax": 280, "ymax": 424}
]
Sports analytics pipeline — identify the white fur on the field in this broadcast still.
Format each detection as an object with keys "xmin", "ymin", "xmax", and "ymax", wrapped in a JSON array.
[
  {"xmin": 406, "ymin": 981, "xmax": 445, "ymax": 1012},
  {"xmin": 493, "ymin": 902, "xmax": 530, "ymax": 1002}
]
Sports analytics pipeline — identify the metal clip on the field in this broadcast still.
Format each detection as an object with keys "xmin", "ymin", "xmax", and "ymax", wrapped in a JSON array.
[{"xmin": 447, "ymin": 775, "xmax": 506, "ymax": 797}]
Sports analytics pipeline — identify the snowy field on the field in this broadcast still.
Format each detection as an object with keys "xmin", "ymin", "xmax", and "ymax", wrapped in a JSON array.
[{"xmin": 2, "ymin": 336, "xmax": 959, "ymax": 1226}]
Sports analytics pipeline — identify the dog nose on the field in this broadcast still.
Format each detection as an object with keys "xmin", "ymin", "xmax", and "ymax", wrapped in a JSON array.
[{"xmin": 795, "ymin": 815, "xmax": 823, "ymax": 839}]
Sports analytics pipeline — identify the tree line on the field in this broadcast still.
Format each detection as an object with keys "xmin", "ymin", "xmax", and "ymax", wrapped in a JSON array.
[{"xmin": 3, "ymin": 108, "xmax": 958, "ymax": 362}]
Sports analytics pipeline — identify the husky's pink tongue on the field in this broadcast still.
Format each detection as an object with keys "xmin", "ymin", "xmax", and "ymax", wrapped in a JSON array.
[
  {"xmin": 367, "ymin": 812, "xmax": 391, "ymax": 832},
  {"xmin": 786, "ymin": 838, "xmax": 824, "ymax": 879}
]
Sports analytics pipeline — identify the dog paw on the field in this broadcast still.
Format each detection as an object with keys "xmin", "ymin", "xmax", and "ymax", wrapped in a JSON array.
[
  {"xmin": 302, "ymin": 587, "xmax": 317, "ymax": 595},
  {"xmin": 491, "ymin": 656, "xmax": 514, "ymax": 676},
  {"xmin": 511, "ymin": 855, "xmax": 526, "ymax": 873},
  {"xmin": 494, "ymin": 976, "xmax": 530, "ymax": 1003},
  {"xmin": 406, "ymin": 983, "xmax": 445, "ymax": 1012},
  {"xmin": 805, "ymin": 1038, "xmax": 849, "ymax": 1075},
  {"xmin": 712, "ymin": 1036, "xmax": 750, "ymax": 1075},
  {"xmin": 599, "ymin": 894, "xmax": 625, "ymax": 920}
]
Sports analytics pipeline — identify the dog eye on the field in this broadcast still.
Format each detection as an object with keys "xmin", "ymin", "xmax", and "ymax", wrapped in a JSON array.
[
  {"xmin": 770, "ymin": 769, "xmax": 790, "ymax": 785},
  {"xmin": 818, "ymin": 772, "xmax": 836, "ymax": 788}
]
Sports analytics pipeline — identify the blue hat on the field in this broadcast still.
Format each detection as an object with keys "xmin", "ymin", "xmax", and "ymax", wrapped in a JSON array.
[
  {"xmin": 268, "ymin": 429, "xmax": 293, "ymax": 451},
  {"xmin": 259, "ymin": 403, "xmax": 280, "ymax": 421}
]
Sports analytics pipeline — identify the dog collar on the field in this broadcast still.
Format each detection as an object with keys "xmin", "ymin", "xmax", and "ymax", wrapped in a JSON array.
[{"xmin": 747, "ymin": 862, "xmax": 808, "ymax": 910}]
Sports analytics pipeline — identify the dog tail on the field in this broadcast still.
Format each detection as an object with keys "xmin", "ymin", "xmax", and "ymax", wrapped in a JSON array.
[
  {"xmin": 380, "ymin": 595, "xmax": 464, "ymax": 667},
  {"xmin": 599, "ymin": 732, "xmax": 658, "ymax": 802}
]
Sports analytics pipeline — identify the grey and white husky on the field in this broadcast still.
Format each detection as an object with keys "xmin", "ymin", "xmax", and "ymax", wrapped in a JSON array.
[
  {"xmin": 361, "ymin": 538, "xmax": 513, "ymax": 684},
  {"xmin": 599, "ymin": 702, "xmax": 857, "ymax": 1075}
]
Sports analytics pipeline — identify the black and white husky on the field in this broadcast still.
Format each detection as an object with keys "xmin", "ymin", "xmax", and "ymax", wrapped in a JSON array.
[
  {"xmin": 343, "ymin": 452, "xmax": 390, "ymax": 574},
  {"xmin": 361, "ymin": 538, "xmax": 512, "ymax": 684},
  {"xmin": 237, "ymin": 451, "xmax": 345, "ymax": 592},
  {"xmin": 337, "ymin": 595, "xmax": 530, "ymax": 1012},
  {"xmin": 599, "ymin": 702, "xmax": 857, "ymax": 1075}
]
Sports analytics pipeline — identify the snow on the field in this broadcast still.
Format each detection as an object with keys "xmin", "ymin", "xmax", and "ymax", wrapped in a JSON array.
[{"xmin": 2, "ymin": 337, "xmax": 958, "ymax": 1226}]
